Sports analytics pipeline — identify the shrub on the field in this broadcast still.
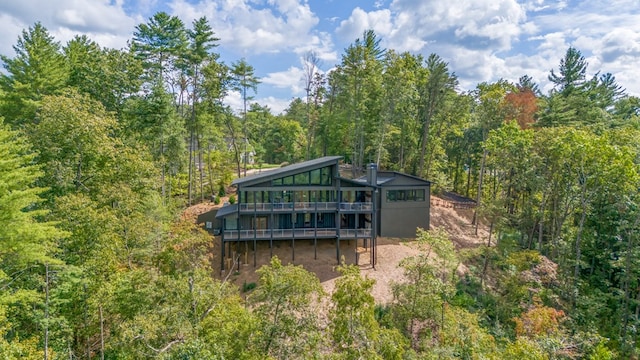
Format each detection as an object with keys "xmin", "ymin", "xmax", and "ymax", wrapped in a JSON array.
[{"xmin": 242, "ymin": 281, "xmax": 256, "ymax": 293}]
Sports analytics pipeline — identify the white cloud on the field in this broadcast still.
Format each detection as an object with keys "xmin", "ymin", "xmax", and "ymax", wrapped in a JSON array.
[
  {"xmin": 256, "ymin": 96, "xmax": 292, "ymax": 115},
  {"xmin": 0, "ymin": 0, "xmax": 136, "ymax": 54},
  {"xmin": 0, "ymin": 0, "xmax": 135, "ymax": 33},
  {"xmin": 2, "ymin": 0, "xmax": 640, "ymax": 104},
  {"xmin": 224, "ymin": 90, "xmax": 291, "ymax": 116},
  {"xmin": 335, "ymin": 8, "xmax": 392, "ymax": 41},
  {"xmin": 334, "ymin": 0, "xmax": 528, "ymax": 55},
  {"xmin": 224, "ymin": 90, "xmax": 244, "ymax": 114},
  {"xmin": 0, "ymin": 13, "xmax": 27, "ymax": 56},
  {"xmin": 262, "ymin": 66, "xmax": 306, "ymax": 95},
  {"xmin": 169, "ymin": 0, "xmax": 321, "ymax": 55},
  {"xmin": 292, "ymin": 32, "xmax": 339, "ymax": 63},
  {"xmin": 524, "ymin": 3, "xmax": 640, "ymax": 95}
]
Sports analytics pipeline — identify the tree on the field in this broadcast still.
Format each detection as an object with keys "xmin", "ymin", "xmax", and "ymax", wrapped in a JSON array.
[
  {"xmin": 548, "ymin": 47, "xmax": 587, "ymax": 96},
  {"xmin": 0, "ymin": 118, "xmax": 67, "ymax": 355},
  {"xmin": 28, "ymin": 89, "xmax": 119, "ymax": 198},
  {"xmin": 328, "ymin": 30, "xmax": 385, "ymax": 174},
  {"xmin": 131, "ymin": 11, "xmax": 187, "ymax": 87},
  {"xmin": 418, "ymin": 53, "xmax": 458, "ymax": 178},
  {"xmin": 505, "ymin": 86, "xmax": 538, "ymax": 129},
  {"xmin": 471, "ymin": 80, "xmax": 514, "ymax": 233},
  {"xmin": 185, "ymin": 17, "xmax": 219, "ymax": 205},
  {"xmin": 379, "ymin": 51, "xmax": 422, "ymax": 171},
  {"xmin": 64, "ymin": 36, "xmax": 142, "ymax": 112},
  {"xmin": 330, "ymin": 263, "xmax": 407, "ymax": 359},
  {"xmin": 302, "ymin": 51, "xmax": 321, "ymax": 160},
  {"xmin": 483, "ymin": 121, "xmax": 535, "ymax": 242},
  {"xmin": 230, "ymin": 58, "xmax": 260, "ymax": 176},
  {"xmin": 391, "ymin": 228, "xmax": 457, "ymax": 349},
  {"xmin": 517, "ymin": 74, "xmax": 541, "ymax": 95},
  {"xmin": 0, "ymin": 22, "xmax": 68, "ymax": 126},
  {"xmin": 121, "ymin": 84, "xmax": 186, "ymax": 201},
  {"xmin": 258, "ymin": 110, "xmax": 304, "ymax": 164},
  {"xmin": 250, "ymin": 257, "xmax": 324, "ymax": 358}
]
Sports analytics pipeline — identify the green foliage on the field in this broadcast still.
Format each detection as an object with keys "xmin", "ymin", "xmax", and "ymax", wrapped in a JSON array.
[
  {"xmin": 502, "ymin": 337, "xmax": 548, "ymax": 360},
  {"xmin": 131, "ymin": 11, "xmax": 187, "ymax": 83},
  {"xmin": 588, "ymin": 342, "xmax": 616, "ymax": 360},
  {"xmin": 0, "ymin": 119, "xmax": 67, "ymax": 355},
  {"xmin": 250, "ymin": 256, "xmax": 324, "ymax": 358},
  {"xmin": 0, "ymin": 22, "xmax": 68, "ymax": 125},
  {"xmin": 228, "ymin": 194, "xmax": 236, "ymax": 204},
  {"xmin": 504, "ymin": 250, "xmax": 541, "ymax": 272},
  {"xmin": 433, "ymin": 306, "xmax": 498, "ymax": 358},
  {"xmin": 242, "ymin": 281, "xmax": 256, "ymax": 292},
  {"xmin": 64, "ymin": 36, "xmax": 142, "ymax": 112},
  {"xmin": 29, "ymin": 89, "xmax": 120, "ymax": 197},
  {"xmin": 330, "ymin": 263, "xmax": 409, "ymax": 359}
]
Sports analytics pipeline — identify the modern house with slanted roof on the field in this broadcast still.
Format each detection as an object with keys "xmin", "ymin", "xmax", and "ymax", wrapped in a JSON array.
[{"xmin": 215, "ymin": 156, "xmax": 430, "ymax": 272}]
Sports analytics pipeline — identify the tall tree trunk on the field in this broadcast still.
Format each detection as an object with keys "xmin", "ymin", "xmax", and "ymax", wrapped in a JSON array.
[
  {"xmin": 160, "ymin": 134, "xmax": 166, "ymax": 205},
  {"xmin": 418, "ymin": 112, "xmax": 431, "ymax": 177},
  {"xmin": 399, "ymin": 118, "xmax": 406, "ymax": 172},
  {"xmin": 188, "ymin": 125, "xmax": 194, "ymax": 205},
  {"xmin": 481, "ymin": 221, "xmax": 494, "ymax": 287},
  {"xmin": 473, "ymin": 149, "xmax": 487, "ymax": 234},
  {"xmin": 538, "ymin": 192, "xmax": 547, "ymax": 254},
  {"xmin": 225, "ymin": 118, "xmax": 242, "ymax": 177},
  {"xmin": 44, "ymin": 263, "xmax": 49, "ymax": 360},
  {"xmin": 573, "ymin": 179, "xmax": 588, "ymax": 307},
  {"xmin": 206, "ymin": 145, "xmax": 215, "ymax": 197},
  {"xmin": 198, "ymin": 131, "xmax": 204, "ymax": 203},
  {"xmin": 100, "ymin": 305, "xmax": 105, "ymax": 360}
]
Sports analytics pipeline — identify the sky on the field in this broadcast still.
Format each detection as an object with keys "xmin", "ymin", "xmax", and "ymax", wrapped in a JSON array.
[{"xmin": 0, "ymin": 0, "xmax": 639, "ymax": 114}]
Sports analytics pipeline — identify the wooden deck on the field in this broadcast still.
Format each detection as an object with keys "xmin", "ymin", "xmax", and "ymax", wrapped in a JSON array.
[{"xmin": 222, "ymin": 228, "xmax": 372, "ymax": 241}]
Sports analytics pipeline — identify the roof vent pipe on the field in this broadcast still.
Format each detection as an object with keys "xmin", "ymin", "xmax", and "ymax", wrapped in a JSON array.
[{"xmin": 367, "ymin": 163, "xmax": 377, "ymax": 186}]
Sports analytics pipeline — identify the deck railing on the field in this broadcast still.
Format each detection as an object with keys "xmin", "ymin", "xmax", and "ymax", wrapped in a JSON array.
[
  {"xmin": 339, "ymin": 202, "xmax": 373, "ymax": 211},
  {"xmin": 223, "ymin": 227, "xmax": 372, "ymax": 240},
  {"xmin": 237, "ymin": 201, "xmax": 373, "ymax": 212}
]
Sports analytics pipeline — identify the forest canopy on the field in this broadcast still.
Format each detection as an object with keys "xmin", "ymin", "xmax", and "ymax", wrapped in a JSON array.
[{"xmin": 0, "ymin": 13, "xmax": 639, "ymax": 359}]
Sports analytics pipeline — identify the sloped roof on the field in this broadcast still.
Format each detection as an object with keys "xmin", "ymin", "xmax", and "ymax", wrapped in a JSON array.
[
  {"xmin": 339, "ymin": 177, "xmax": 375, "ymax": 187},
  {"xmin": 215, "ymin": 204, "xmax": 238, "ymax": 218},
  {"xmin": 354, "ymin": 171, "xmax": 431, "ymax": 187},
  {"xmin": 232, "ymin": 156, "xmax": 343, "ymax": 187}
]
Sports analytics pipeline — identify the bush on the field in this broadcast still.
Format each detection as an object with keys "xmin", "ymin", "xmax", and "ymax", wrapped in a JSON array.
[
  {"xmin": 242, "ymin": 281, "xmax": 256, "ymax": 293},
  {"xmin": 228, "ymin": 195, "xmax": 236, "ymax": 204}
]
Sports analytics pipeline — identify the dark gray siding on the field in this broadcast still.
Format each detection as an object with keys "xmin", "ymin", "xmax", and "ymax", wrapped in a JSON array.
[{"xmin": 378, "ymin": 185, "xmax": 430, "ymax": 238}]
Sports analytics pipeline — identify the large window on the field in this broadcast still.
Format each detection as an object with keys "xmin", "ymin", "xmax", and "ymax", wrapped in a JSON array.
[
  {"xmin": 310, "ymin": 169, "xmax": 321, "ymax": 184},
  {"xmin": 386, "ymin": 189, "xmax": 425, "ymax": 202},
  {"xmin": 242, "ymin": 191, "xmax": 270, "ymax": 203},
  {"xmin": 272, "ymin": 166, "xmax": 333, "ymax": 186},
  {"xmin": 321, "ymin": 167, "xmax": 332, "ymax": 185}
]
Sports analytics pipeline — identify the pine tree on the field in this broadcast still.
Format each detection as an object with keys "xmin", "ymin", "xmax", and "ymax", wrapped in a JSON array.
[
  {"xmin": 0, "ymin": 118, "xmax": 66, "ymax": 353},
  {"xmin": 0, "ymin": 22, "xmax": 68, "ymax": 126}
]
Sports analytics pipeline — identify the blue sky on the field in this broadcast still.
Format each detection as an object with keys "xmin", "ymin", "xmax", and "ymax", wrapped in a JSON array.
[{"xmin": 0, "ymin": 0, "xmax": 639, "ymax": 114}]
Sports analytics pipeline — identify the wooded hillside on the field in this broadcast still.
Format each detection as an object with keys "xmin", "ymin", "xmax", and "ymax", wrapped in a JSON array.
[{"xmin": 1, "ymin": 13, "xmax": 639, "ymax": 359}]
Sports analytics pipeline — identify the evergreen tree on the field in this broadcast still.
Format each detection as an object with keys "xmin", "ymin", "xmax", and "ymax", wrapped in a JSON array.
[
  {"xmin": 230, "ymin": 58, "xmax": 260, "ymax": 176},
  {"xmin": 548, "ymin": 46, "xmax": 587, "ymax": 96},
  {"xmin": 0, "ymin": 118, "xmax": 67, "ymax": 355},
  {"xmin": 0, "ymin": 22, "xmax": 68, "ymax": 126}
]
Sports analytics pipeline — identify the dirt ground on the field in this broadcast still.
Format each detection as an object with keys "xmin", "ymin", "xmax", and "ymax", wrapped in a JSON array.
[{"xmin": 186, "ymin": 196, "xmax": 489, "ymax": 305}]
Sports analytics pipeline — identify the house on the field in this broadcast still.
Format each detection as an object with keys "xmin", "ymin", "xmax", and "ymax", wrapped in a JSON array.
[{"xmin": 215, "ymin": 156, "xmax": 430, "ymax": 272}]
